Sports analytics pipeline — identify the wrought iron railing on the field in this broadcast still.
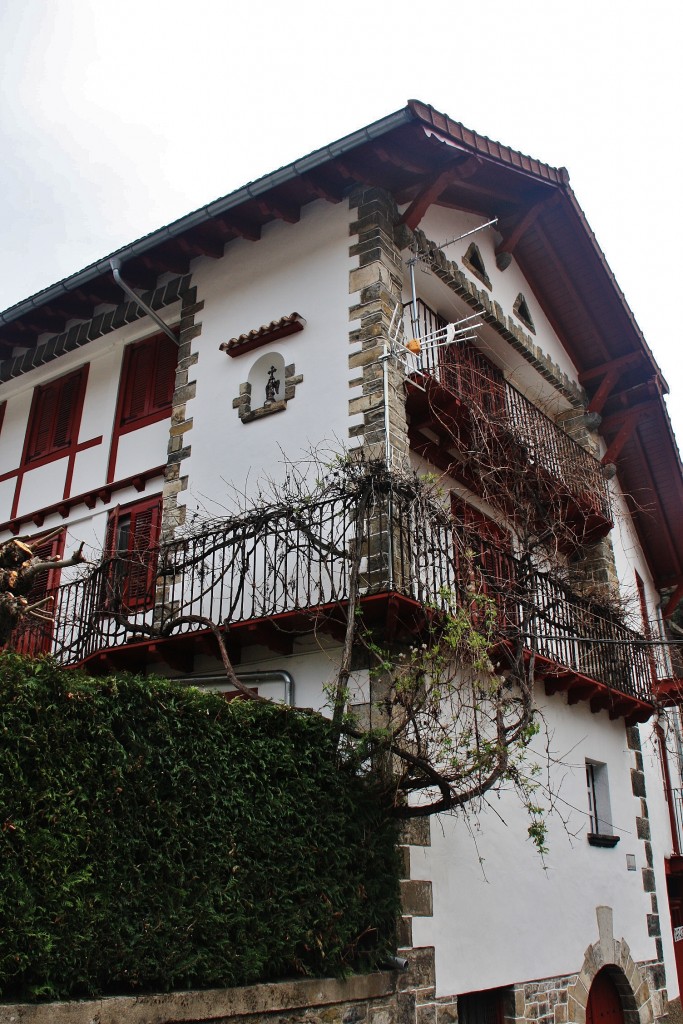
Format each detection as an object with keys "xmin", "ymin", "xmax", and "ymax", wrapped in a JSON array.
[
  {"xmin": 45, "ymin": 479, "xmax": 652, "ymax": 703},
  {"xmin": 404, "ymin": 300, "xmax": 611, "ymax": 523}
]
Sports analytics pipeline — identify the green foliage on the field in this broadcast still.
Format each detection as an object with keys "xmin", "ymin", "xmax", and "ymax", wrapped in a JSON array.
[{"xmin": 0, "ymin": 654, "xmax": 399, "ymax": 1002}]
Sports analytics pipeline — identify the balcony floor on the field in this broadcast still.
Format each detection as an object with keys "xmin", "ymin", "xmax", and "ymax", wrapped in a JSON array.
[{"xmin": 72, "ymin": 592, "xmax": 654, "ymax": 723}]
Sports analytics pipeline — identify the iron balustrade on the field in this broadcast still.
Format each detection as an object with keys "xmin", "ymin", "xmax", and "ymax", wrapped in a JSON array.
[
  {"xmin": 404, "ymin": 300, "xmax": 611, "ymax": 522},
  {"xmin": 47, "ymin": 480, "xmax": 652, "ymax": 703}
]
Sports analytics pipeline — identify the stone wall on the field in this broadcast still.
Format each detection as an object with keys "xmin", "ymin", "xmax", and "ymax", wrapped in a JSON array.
[{"xmin": 0, "ymin": 972, "xmax": 399, "ymax": 1024}]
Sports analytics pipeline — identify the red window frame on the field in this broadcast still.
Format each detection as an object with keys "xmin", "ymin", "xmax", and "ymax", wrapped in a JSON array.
[
  {"xmin": 116, "ymin": 332, "xmax": 178, "ymax": 431},
  {"xmin": 10, "ymin": 530, "xmax": 65, "ymax": 656},
  {"xmin": 23, "ymin": 368, "xmax": 87, "ymax": 465},
  {"xmin": 102, "ymin": 495, "xmax": 162, "ymax": 612}
]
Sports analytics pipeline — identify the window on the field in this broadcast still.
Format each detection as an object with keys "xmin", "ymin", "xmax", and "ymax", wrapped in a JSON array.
[
  {"xmin": 11, "ymin": 531, "xmax": 65, "ymax": 656},
  {"xmin": 102, "ymin": 496, "xmax": 162, "ymax": 611},
  {"xmin": 586, "ymin": 760, "xmax": 619, "ymax": 846},
  {"xmin": 24, "ymin": 368, "xmax": 86, "ymax": 463},
  {"xmin": 117, "ymin": 333, "xmax": 178, "ymax": 429}
]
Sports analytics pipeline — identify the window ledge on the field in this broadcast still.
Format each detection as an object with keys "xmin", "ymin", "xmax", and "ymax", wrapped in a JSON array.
[{"xmin": 587, "ymin": 833, "xmax": 620, "ymax": 848}]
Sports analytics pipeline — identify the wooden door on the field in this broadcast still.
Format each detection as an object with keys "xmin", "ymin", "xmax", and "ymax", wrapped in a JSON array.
[{"xmin": 586, "ymin": 970, "xmax": 624, "ymax": 1024}]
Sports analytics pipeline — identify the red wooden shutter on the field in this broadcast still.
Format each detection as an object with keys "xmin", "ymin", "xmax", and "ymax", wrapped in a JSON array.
[
  {"xmin": 119, "ymin": 335, "xmax": 177, "ymax": 426},
  {"xmin": 152, "ymin": 336, "xmax": 178, "ymax": 411},
  {"xmin": 100, "ymin": 507, "xmax": 120, "ymax": 609},
  {"xmin": 125, "ymin": 499, "xmax": 161, "ymax": 608},
  {"xmin": 25, "ymin": 369, "xmax": 84, "ymax": 462},
  {"xmin": 52, "ymin": 372, "xmax": 83, "ymax": 449},
  {"xmin": 12, "ymin": 533, "xmax": 64, "ymax": 655},
  {"xmin": 121, "ymin": 342, "xmax": 154, "ymax": 423},
  {"xmin": 27, "ymin": 386, "xmax": 58, "ymax": 460}
]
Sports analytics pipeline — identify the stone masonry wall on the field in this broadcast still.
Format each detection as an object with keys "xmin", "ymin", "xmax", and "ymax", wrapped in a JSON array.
[
  {"xmin": 0, "ymin": 973, "xmax": 399, "ymax": 1024},
  {"xmin": 348, "ymin": 187, "xmax": 409, "ymax": 466}
]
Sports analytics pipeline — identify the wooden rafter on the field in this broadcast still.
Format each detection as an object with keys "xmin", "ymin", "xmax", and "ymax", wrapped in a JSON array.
[
  {"xmin": 256, "ymin": 197, "xmax": 300, "ymax": 224},
  {"xmin": 495, "ymin": 195, "xmax": 558, "ymax": 256}
]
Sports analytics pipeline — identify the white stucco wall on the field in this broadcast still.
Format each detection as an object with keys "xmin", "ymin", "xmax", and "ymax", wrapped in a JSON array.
[
  {"xmin": 179, "ymin": 199, "xmax": 355, "ymax": 517},
  {"xmin": 411, "ymin": 695, "xmax": 662, "ymax": 995}
]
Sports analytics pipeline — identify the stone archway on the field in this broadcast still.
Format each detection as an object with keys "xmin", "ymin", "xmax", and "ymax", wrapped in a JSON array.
[
  {"xmin": 586, "ymin": 967, "xmax": 639, "ymax": 1024},
  {"xmin": 566, "ymin": 907, "xmax": 658, "ymax": 1024}
]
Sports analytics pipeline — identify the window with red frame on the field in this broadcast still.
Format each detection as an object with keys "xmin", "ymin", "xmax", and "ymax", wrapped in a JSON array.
[
  {"xmin": 451, "ymin": 497, "xmax": 515, "ymax": 626},
  {"xmin": 118, "ymin": 333, "xmax": 178, "ymax": 429},
  {"xmin": 24, "ymin": 368, "xmax": 86, "ymax": 463},
  {"xmin": 11, "ymin": 532, "xmax": 64, "ymax": 656},
  {"xmin": 102, "ymin": 496, "xmax": 162, "ymax": 611}
]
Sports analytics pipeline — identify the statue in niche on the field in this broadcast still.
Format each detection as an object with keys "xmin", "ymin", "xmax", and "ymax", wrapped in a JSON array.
[{"xmin": 264, "ymin": 365, "xmax": 280, "ymax": 407}]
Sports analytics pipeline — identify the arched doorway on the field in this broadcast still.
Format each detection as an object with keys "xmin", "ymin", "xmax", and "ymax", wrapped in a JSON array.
[{"xmin": 586, "ymin": 968, "xmax": 625, "ymax": 1024}]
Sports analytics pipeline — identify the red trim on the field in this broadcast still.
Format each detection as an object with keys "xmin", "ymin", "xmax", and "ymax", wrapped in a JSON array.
[
  {"xmin": 656, "ymin": 722, "xmax": 679, "ymax": 855},
  {"xmin": 107, "ymin": 331, "xmax": 177, "ymax": 484},
  {"xmin": 0, "ymin": 465, "xmax": 165, "ymax": 537}
]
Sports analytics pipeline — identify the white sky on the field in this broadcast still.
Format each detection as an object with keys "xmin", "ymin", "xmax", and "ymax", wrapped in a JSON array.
[{"xmin": 0, "ymin": 0, "xmax": 681, "ymax": 445}]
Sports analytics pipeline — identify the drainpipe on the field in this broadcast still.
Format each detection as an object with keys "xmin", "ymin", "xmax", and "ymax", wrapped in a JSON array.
[
  {"xmin": 110, "ymin": 258, "xmax": 179, "ymax": 346},
  {"xmin": 174, "ymin": 669, "xmax": 295, "ymax": 706}
]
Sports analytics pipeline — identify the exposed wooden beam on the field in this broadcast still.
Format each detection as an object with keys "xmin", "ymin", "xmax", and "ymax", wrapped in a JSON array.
[
  {"xmin": 256, "ymin": 197, "xmax": 300, "ymax": 224},
  {"xmin": 496, "ymin": 195, "xmax": 559, "ymax": 256},
  {"xmin": 400, "ymin": 167, "xmax": 460, "ymax": 230},
  {"xmin": 374, "ymin": 145, "xmax": 430, "ymax": 176},
  {"xmin": 578, "ymin": 351, "xmax": 644, "ymax": 384},
  {"xmin": 601, "ymin": 408, "xmax": 642, "ymax": 465},
  {"xmin": 587, "ymin": 367, "xmax": 622, "ymax": 415},
  {"xmin": 663, "ymin": 584, "xmax": 683, "ymax": 618},
  {"xmin": 140, "ymin": 250, "xmax": 191, "ymax": 277},
  {"xmin": 533, "ymin": 222, "xmax": 610, "ymax": 362},
  {"xmin": 213, "ymin": 214, "xmax": 262, "ymax": 242},
  {"xmin": 300, "ymin": 170, "xmax": 345, "ymax": 204},
  {"xmin": 177, "ymin": 233, "xmax": 224, "ymax": 261}
]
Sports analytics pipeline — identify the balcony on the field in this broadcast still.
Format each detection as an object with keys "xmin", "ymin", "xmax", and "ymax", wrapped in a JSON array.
[
  {"xmin": 32, "ymin": 474, "xmax": 653, "ymax": 722},
  {"xmin": 403, "ymin": 300, "xmax": 612, "ymax": 546}
]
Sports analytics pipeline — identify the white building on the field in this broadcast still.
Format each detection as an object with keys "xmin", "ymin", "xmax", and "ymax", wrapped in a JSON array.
[{"xmin": 1, "ymin": 100, "xmax": 683, "ymax": 1024}]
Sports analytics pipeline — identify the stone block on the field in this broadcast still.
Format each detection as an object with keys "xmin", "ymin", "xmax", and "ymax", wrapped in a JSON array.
[
  {"xmin": 400, "ymin": 880, "xmax": 433, "ymax": 917},
  {"xmin": 396, "ymin": 947, "xmax": 436, "ymax": 991},
  {"xmin": 416, "ymin": 1005, "xmax": 436, "ymax": 1024},
  {"xmin": 567, "ymin": 995, "xmax": 586, "ymax": 1024}
]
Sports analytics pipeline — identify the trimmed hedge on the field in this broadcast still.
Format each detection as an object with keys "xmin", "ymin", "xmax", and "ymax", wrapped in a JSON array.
[{"xmin": 0, "ymin": 654, "xmax": 399, "ymax": 1001}]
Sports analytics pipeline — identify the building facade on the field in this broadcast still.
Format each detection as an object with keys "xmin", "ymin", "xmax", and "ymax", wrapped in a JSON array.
[{"xmin": 1, "ymin": 101, "xmax": 682, "ymax": 1024}]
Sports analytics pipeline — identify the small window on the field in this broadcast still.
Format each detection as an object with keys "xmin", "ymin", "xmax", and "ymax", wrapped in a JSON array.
[
  {"xmin": 118, "ymin": 333, "xmax": 177, "ymax": 429},
  {"xmin": 513, "ymin": 293, "xmax": 535, "ymax": 333},
  {"xmin": 101, "ymin": 496, "xmax": 162, "ymax": 611},
  {"xmin": 24, "ymin": 368, "xmax": 86, "ymax": 463},
  {"xmin": 586, "ymin": 760, "xmax": 619, "ymax": 846}
]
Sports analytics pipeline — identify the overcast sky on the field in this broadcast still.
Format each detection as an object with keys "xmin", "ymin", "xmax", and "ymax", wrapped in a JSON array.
[{"xmin": 0, "ymin": 0, "xmax": 680, "ymax": 444}]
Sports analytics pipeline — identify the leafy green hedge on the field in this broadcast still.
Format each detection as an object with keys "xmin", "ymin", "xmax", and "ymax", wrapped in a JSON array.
[{"xmin": 0, "ymin": 654, "xmax": 399, "ymax": 1001}]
